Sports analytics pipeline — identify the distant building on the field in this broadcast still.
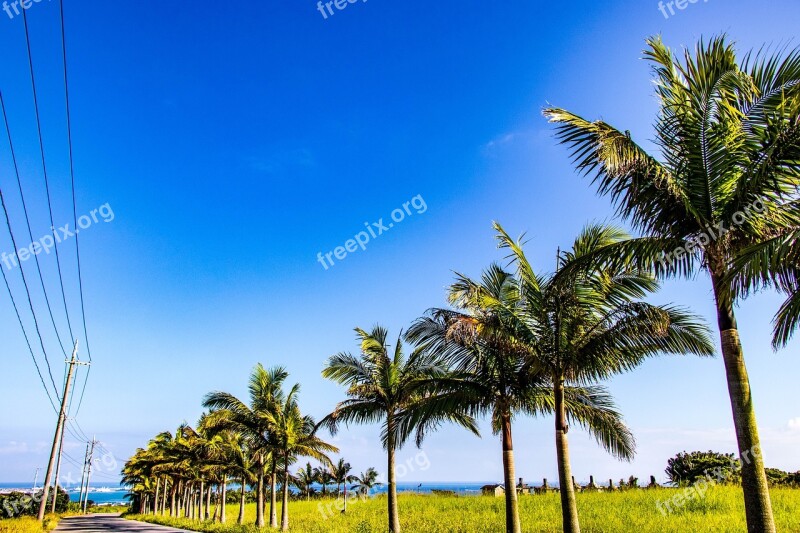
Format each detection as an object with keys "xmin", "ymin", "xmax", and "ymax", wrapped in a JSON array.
[
  {"xmin": 516, "ymin": 477, "xmax": 534, "ymax": 495},
  {"xmin": 480, "ymin": 484, "xmax": 504, "ymax": 497}
]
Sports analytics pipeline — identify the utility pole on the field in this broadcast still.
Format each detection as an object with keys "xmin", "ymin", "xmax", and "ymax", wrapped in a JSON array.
[
  {"xmin": 77, "ymin": 442, "xmax": 90, "ymax": 507},
  {"xmin": 82, "ymin": 438, "xmax": 97, "ymax": 514},
  {"xmin": 37, "ymin": 341, "xmax": 83, "ymax": 521},
  {"xmin": 50, "ymin": 414, "xmax": 71, "ymax": 513}
]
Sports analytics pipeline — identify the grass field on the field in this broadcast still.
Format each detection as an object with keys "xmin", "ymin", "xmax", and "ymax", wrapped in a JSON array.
[{"xmin": 126, "ymin": 485, "xmax": 800, "ymax": 532}]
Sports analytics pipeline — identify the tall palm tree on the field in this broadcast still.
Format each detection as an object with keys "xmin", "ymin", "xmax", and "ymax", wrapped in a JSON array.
[
  {"xmin": 321, "ymin": 326, "xmax": 478, "ymax": 533},
  {"xmin": 331, "ymin": 458, "xmax": 357, "ymax": 497},
  {"xmin": 122, "ymin": 447, "xmax": 156, "ymax": 514},
  {"xmin": 203, "ymin": 364, "xmax": 288, "ymax": 528},
  {"xmin": 407, "ymin": 268, "xmax": 636, "ymax": 533},
  {"xmin": 352, "ymin": 467, "xmax": 382, "ymax": 497},
  {"xmin": 198, "ymin": 421, "xmax": 247, "ymax": 524},
  {"xmin": 330, "ymin": 458, "xmax": 358, "ymax": 512},
  {"xmin": 225, "ymin": 434, "xmax": 255, "ymax": 525},
  {"xmin": 543, "ymin": 35, "xmax": 800, "ymax": 532},
  {"xmin": 295, "ymin": 462, "xmax": 317, "ymax": 501},
  {"xmin": 313, "ymin": 466, "xmax": 334, "ymax": 497},
  {"xmin": 267, "ymin": 383, "xmax": 338, "ymax": 531},
  {"xmin": 493, "ymin": 223, "xmax": 715, "ymax": 533}
]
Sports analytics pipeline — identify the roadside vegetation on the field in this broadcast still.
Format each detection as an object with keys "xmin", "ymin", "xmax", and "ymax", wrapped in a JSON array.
[{"xmin": 0, "ymin": 516, "xmax": 59, "ymax": 533}]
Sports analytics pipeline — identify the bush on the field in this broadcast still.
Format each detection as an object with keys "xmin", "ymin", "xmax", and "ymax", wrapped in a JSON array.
[
  {"xmin": 765, "ymin": 468, "xmax": 800, "ymax": 487},
  {"xmin": 0, "ymin": 488, "xmax": 69, "ymax": 519},
  {"xmin": 665, "ymin": 451, "xmax": 739, "ymax": 486}
]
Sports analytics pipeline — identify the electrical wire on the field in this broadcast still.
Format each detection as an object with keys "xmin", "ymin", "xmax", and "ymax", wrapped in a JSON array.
[
  {"xmin": 21, "ymin": 2, "xmax": 75, "ymax": 346},
  {"xmin": 58, "ymin": 0, "xmax": 91, "ymax": 363},
  {"xmin": 0, "ymin": 199, "xmax": 58, "ymax": 414},
  {"xmin": 0, "ymin": 93, "xmax": 70, "ymax": 359},
  {"xmin": 70, "ymin": 365, "xmax": 90, "ymax": 419},
  {"xmin": 0, "ymin": 182, "xmax": 61, "ymax": 400}
]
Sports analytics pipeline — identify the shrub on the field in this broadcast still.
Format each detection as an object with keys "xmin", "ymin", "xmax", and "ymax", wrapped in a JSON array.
[
  {"xmin": 0, "ymin": 488, "xmax": 69, "ymax": 519},
  {"xmin": 665, "ymin": 451, "xmax": 740, "ymax": 486}
]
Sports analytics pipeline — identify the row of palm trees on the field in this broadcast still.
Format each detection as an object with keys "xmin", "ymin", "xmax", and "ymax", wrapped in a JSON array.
[
  {"xmin": 319, "ymin": 222, "xmax": 714, "ymax": 533},
  {"xmin": 123, "ymin": 367, "xmax": 339, "ymax": 531},
  {"xmin": 122, "ymin": 413, "xmax": 381, "ymax": 528},
  {"xmin": 124, "ymin": 34, "xmax": 799, "ymax": 533},
  {"xmin": 294, "ymin": 459, "xmax": 381, "ymax": 501}
]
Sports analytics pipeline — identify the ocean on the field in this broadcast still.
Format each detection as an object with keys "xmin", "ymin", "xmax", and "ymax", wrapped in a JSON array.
[
  {"xmin": 0, "ymin": 482, "xmax": 129, "ymax": 505},
  {"xmin": 0, "ymin": 481, "xmax": 505, "ymax": 506}
]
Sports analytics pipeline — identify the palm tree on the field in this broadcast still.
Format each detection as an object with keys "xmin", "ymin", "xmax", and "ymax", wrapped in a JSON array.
[
  {"xmin": 543, "ymin": 35, "xmax": 800, "ymax": 532},
  {"xmin": 729, "ymin": 224, "xmax": 800, "ymax": 348},
  {"xmin": 493, "ymin": 223, "xmax": 715, "ymax": 532},
  {"xmin": 295, "ymin": 462, "xmax": 317, "ymax": 501},
  {"xmin": 331, "ymin": 458, "xmax": 357, "ymax": 497},
  {"xmin": 330, "ymin": 458, "xmax": 358, "ymax": 512},
  {"xmin": 313, "ymin": 466, "xmax": 334, "ymax": 497},
  {"xmin": 199, "ymin": 422, "xmax": 247, "ymax": 524},
  {"xmin": 352, "ymin": 468, "xmax": 382, "ymax": 497},
  {"xmin": 122, "ymin": 447, "xmax": 156, "ymax": 514},
  {"xmin": 407, "ymin": 268, "xmax": 636, "ymax": 533},
  {"xmin": 226, "ymin": 434, "xmax": 255, "ymax": 525},
  {"xmin": 203, "ymin": 364, "xmax": 288, "ymax": 528},
  {"xmin": 321, "ymin": 326, "xmax": 478, "ymax": 533},
  {"xmin": 267, "ymin": 382, "xmax": 338, "ymax": 531},
  {"xmin": 145, "ymin": 431, "xmax": 176, "ymax": 516}
]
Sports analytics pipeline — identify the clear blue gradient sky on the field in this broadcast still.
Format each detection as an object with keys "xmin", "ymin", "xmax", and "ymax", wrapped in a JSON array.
[{"xmin": 1, "ymin": 0, "xmax": 798, "ymax": 485}]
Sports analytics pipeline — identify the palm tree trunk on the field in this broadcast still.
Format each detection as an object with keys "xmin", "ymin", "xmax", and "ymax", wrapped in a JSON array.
[
  {"xmin": 269, "ymin": 463, "xmax": 278, "ymax": 528},
  {"xmin": 154, "ymin": 478, "xmax": 161, "ymax": 516},
  {"xmin": 554, "ymin": 379, "xmax": 580, "ymax": 533},
  {"xmin": 170, "ymin": 481, "xmax": 177, "ymax": 516},
  {"xmin": 183, "ymin": 483, "xmax": 190, "ymax": 518},
  {"xmin": 206, "ymin": 484, "xmax": 212, "ymax": 520},
  {"xmin": 281, "ymin": 450, "xmax": 290, "ymax": 531},
  {"xmin": 500, "ymin": 412, "xmax": 522, "ymax": 533},
  {"xmin": 221, "ymin": 480, "xmax": 227, "ymax": 524},
  {"xmin": 199, "ymin": 480, "xmax": 204, "ymax": 521},
  {"xmin": 238, "ymin": 477, "xmax": 246, "ymax": 525},
  {"xmin": 256, "ymin": 471, "xmax": 265, "ymax": 527},
  {"xmin": 387, "ymin": 416, "xmax": 401, "ymax": 533},
  {"xmin": 711, "ymin": 271, "xmax": 775, "ymax": 533}
]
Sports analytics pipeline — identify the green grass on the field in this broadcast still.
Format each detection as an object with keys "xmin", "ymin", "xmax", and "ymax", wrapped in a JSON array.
[{"xmin": 126, "ymin": 486, "xmax": 800, "ymax": 532}]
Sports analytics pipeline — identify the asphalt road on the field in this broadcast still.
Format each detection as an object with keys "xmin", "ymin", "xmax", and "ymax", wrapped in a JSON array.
[{"xmin": 54, "ymin": 514, "xmax": 193, "ymax": 533}]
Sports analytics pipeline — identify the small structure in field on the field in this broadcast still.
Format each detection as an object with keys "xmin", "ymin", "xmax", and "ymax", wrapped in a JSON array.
[
  {"xmin": 481, "ymin": 484, "xmax": 505, "ymax": 497},
  {"xmin": 534, "ymin": 478, "xmax": 557, "ymax": 494},
  {"xmin": 516, "ymin": 478, "xmax": 534, "ymax": 495}
]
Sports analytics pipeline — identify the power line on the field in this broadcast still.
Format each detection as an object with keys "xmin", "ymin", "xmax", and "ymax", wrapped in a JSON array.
[
  {"xmin": 67, "ymin": 421, "xmax": 86, "ymax": 440},
  {"xmin": 0, "ymin": 181, "xmax": 61, "ymax": 400},
  {"xmin": 65, "ymin": 423, "xmax": 85, "ymax": 444},
  {"xmin": 72, "ymin": 419, "xmax": 92, "ymax": 443},
  {"xmin": 70, "ymin": 365, "xmax": 90, "ymax": 419},
  {"xmin": 0, "ymin": 203, "xmax": 58, "ymax": 413},
  {"xmin": 0, "ymin": 93, "xmax": 69, "ymax": 359},
  {"xmin": 59, "ymin": 0, "xmax": 91, "ymax": 363},
  {"xmin": 21, "ymin": 3, "xmax": 76, "ymax": 346}
]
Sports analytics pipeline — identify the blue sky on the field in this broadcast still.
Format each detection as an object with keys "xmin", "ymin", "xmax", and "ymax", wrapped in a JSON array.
[{"xmin": 1, "ymin": 0, "xmax": 799, "ymax": 486}]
